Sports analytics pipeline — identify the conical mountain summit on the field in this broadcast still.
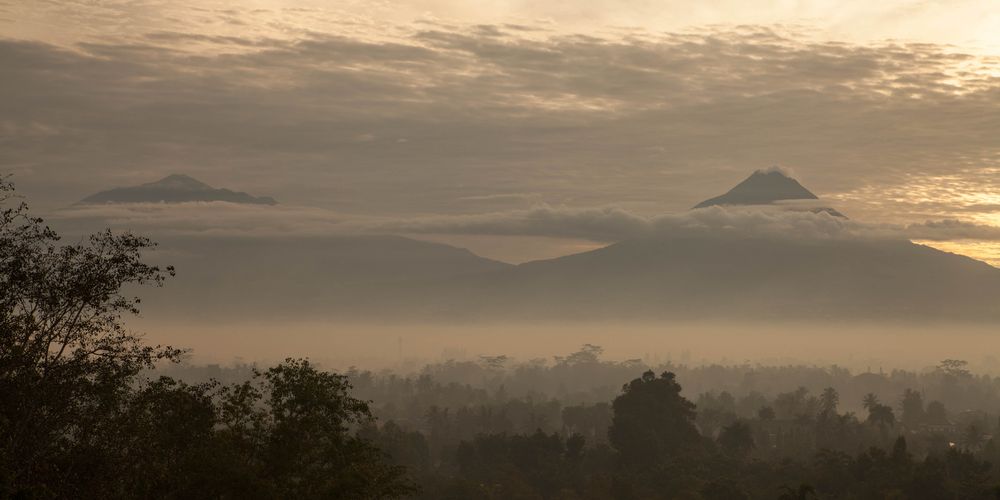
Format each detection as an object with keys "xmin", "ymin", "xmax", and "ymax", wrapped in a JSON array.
[
  {"xmin": 694, "ymin": 168, "xmax": 818, "ymax": 208},
  {"xmin": 694, "ymin": 168, "xmax": 844, "ymax": 217}
]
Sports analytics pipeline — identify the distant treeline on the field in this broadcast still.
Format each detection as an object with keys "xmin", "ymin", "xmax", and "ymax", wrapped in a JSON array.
[
  {"xmin": 163, "ymin": 345, "xmax": 1000, "ymax": 437},
  {"xmin": 160, "ymin": 348, "xmax": 1000, "ymax": 498}
]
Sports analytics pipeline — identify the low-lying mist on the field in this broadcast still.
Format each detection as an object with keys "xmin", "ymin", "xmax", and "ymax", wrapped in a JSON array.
[{"xmin": 140, "ymin": 320, "xmax": 1000, "ymax": 375}]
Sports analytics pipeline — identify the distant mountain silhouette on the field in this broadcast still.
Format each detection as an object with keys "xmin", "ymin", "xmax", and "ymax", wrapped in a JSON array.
[
  {"xmin": 80, "ymin": 174, "xmax": 277, "ymax": 205},
  {"xmin": 319, "ymin": 170, "xmax": 1000, "ymax": 321},
  {"xmin": 694, "ymin": 169, "xmax": 818, "ymax": 208},
  {"xmin": 147, "ymin": 230, "xmax": 1000, "ymax": 322},
  {"xmin": 393, "ymin": 235, "xmax": 1000, "ymax": 321},
  {"xmin": 140, "ymin": 234, "xmax": 511, "ymax": 320},
  {"xmin": 75, "ymin": 169, "xmax": 1000, "ymax": 323},
  {"xmin": 695, "ymin": 168, "xmax": 846, "ymax": 217}
]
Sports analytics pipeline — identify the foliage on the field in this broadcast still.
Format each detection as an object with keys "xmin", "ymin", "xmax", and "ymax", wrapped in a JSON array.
[
  {"xmin": 8, "ymin": 178, "xmax": 1000, "ymax": 498},
  {"xmin": 608, "ymin": 370, "xmax": 701, "ymax": 467},
  {"xmin": 0, "ymin": 180, "xmax": 413, "ymax": 499},
  {"xmin": 1, "ymin": 178, "xmax": 179, "ymax": 495}
]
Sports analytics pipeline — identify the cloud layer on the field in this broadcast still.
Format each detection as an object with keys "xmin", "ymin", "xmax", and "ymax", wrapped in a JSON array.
[
  {"xmin": 53, "ymin": 201, "xmax": 1000, "ymax": 248},
  {"xmin": 4, "ymin": 4, "xmax": 1000, "ymax": 267},
  {"xmin": 2, "ymin": 15, "xmax": 998, "ymax": 228}
]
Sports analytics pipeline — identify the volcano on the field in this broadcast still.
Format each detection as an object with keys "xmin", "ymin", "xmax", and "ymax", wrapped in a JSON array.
[
  {"xmin": 694, "ymin": 168, "xmax": 845, "ymax": 217},
  {"xmin": 76, "ymin": 169, "xmax": 1000, "ymax": 322},
  {"xmin": 694, "ymin": 168, "xmax": 818, "ymax": 208},
  {"xmin": 79, "ymin": 174, "xmax": 277, "ymax": 205}
]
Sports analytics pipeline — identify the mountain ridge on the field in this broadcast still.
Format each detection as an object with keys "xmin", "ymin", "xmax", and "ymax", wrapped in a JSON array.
[
  {"xmin": 78, "ymin": 169, "xmax": 1000, "ymax": 322},
  {"xmin": 338, "ymin": 234, "xmax": 1000, "ymax": 322},
  {"xmin": 79, "ymin": 174, "xmax": 278, "ymax": 205}
]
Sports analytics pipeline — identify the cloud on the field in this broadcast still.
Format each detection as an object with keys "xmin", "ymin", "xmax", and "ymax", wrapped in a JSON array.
[
  {"xmin": 54, "ymin": 201, "xmax": 1000, "ymax": 247},
  {"xmin": 376, "ymin": 204, "xmax": 1000, "ymax": 244},
  {"xmin": 1, "ymin": 19, "xmax": 998, "ymax": 226},
  {"xmin": 379, "ymin": 204, "xmax": 855, "ymax": 241},
  {"xmin": 902, "ymin": 219, "xmax": 1000, "ymax": 241},
  {"xmin": 375, "ymin": 205, "xmax": 651, "ymax": 240},
  {"xmin": 50, "ymin": 202, "xmax": 351, "ymax": 237},
  {"xmin": 456, "ymin": 193, "xmax": 542, "ymax": 203}
]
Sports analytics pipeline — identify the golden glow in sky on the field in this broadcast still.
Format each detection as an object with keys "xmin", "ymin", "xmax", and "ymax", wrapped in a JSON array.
[
  {"xmin": 4, "ymin": 0, "xmax": 1000, "ymax": 52},
  {"xmin": 2, "ymin": 0, "xmax": 999, "ymax": 265}
]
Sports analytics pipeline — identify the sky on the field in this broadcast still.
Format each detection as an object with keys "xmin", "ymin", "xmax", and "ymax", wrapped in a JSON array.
[{"xmin": 2, "ymin": 0, "xmax": 1000, "ymax": 264}]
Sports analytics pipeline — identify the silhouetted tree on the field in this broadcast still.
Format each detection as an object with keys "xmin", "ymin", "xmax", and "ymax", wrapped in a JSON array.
[
  {"xmin": 718, "ymin": 420, "xmax": 754, "ymax": 456},
  {"xmin": 778, "ymin": 484, "xmax": 816, "ymax": 500},
  {"xmin": 925, "ymin": 400, "xmax": 948, "ymax": 425},
  {"xmin": 818, "ymin": 387, "xmax": 839, "ymax": 417},
  {"xmin": 608, "ymin": 371, "xmax": 700, "ymax": 467},
  {"xmin": 867, "ymin": 404, "xmax": 896, "ymax": 427},
  {"xmin": 758, "ymin": 406, "xmax": 776, "ymax": 421},
  {"xmin": 862, "ymin": 393, "xmax": 880, "ymax": 411},
  {"xmin": 962, "ymin": 424, "xmax": 986, "ymax": 452},
  {"xmin": 938, "ymin": 359, "xmax": 971, "ymax": 378},
  {"xmin": 0, "ymin": 178, "xmax": 179, "ymax": 496},
  {"xmin": 0, "ymin": 181, "xmax": 415, "ymax": 499},
  {"xmin": 215, "ymin": 359, "xmax": 417, "ymax": 498},
  {"xmin": 900, "ymin": 389, "xmax": 926, "ymax": 428}
]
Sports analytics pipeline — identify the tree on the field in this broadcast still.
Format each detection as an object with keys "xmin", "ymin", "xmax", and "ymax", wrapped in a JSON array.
[
  {"xmin": 555, "ymin": 344, "xmax": 604, "ymax": 366},
  {"xmin": 702, "ymin": 480, "xmax": 750, "ymax": 500},
  {"xmin": 757, "ymin": 406, "xmax": 776, "ymax": 421},
  {"xmin": 359, "ymin": 421, "xmax": 431, "ymax": 472},
  {"xmin": 819, "ymin": 387, "xmax": 839, "ymax": 417},
  {"xmin": 937, "ymin": 359, "xmax": 971, "ymax": 378},
  {"xmin": 94, "ymin": 377, "xmax": 225, "ymax": 498},
  {"xmin": 900, "ymin": 389, "xmax": 926, "ymax": 428},
  {"xmin": 862, "ymin": 393, "xmax": 880, "ymax": 411},
  {"xmin": 961, "ymin": 424, "xmax": 985, "ymax": 452},
  {"xmin": 216, "ymin": 359, "xmax": 417, "ymax": 498},
  {"xmin": 778, "ymin": 484, "xmax": 816, "ymax": 500},
  {"xmin": 0, "ymin": 180, "xmax": 415, "ymax": 499},
  {"xmin": 891, "ymin": 436, "xmax": 911, "ymax": 463},
  {"xmin": 450, "ymin": 431, "xmax": 595, "ymax": 499},
  {"xmin": 925, "ymin": 401, "xmax": 948, "ymax": 425},
  {"xmin": 718, "ymin": 420, "xmax": 754, "ymax": 457},
  {"xmin": 773, "ymin": 387, "xmax": 813, "ymax": 419},
  {"xmin": 867, "ymin": 405, "xmax": 896, "ymax": 428},
  {"xmin": 936, "ymin": 450, "xmax": 991, "ymax": 499},
  {"xmin": 478, "ymin": 354, "xmax": 509, "ymax": 371},
  {"xmin": 608, "ymin": 371, "xmax": 700, "ymax": 467},
  {"xmin": 0, "ymin": 178, "xmax": 179, "ymax": 495},
  {"xmin": 865, "ymin": 403, "xmax": 896, "ymax": 446}
]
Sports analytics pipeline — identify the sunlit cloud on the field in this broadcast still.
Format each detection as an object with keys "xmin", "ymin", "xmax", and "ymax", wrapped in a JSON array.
[
  {"xmin": 3, "ymin": 2, "xmax": 999, "ymax": 265},
  {"xmin": 52, "ymin": 201, "xmax": 1000, "ymax": 252}
]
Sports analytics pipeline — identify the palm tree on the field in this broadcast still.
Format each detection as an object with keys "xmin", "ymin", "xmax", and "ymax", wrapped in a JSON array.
[
  {"xmin": 867, "ymin": 404, "xmax": 896, "ymax": 427},
  {"xmin": 862, "ymin": 393, "xmax": 879, "ymax": 411},
  {"xmin": 867, "ymin": 404, "xmax": 896, "ymax": 445},
  {"xmin": 962, "ymin": 424, "xmax": 985, "ymax": 451}
]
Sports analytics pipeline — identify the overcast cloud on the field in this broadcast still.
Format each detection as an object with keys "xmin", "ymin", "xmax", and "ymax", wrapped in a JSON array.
[
  {"xmin": 53, "ymin": 202, "xmax": 1000, "ymax": 253},
  {"xmin": 2, "ymin": 1, "xmax": 1000, "ymax": 264}
]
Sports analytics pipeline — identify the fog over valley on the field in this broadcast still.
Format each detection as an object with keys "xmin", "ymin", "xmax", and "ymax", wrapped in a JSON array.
[{"xmin": 5, "ymin": 2, "xmax": 1000, "ymax": 498}]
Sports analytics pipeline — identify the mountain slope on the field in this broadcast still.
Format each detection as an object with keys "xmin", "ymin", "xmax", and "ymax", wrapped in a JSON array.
[
  {"xmin": 109, "ymin": 169, "xmax": 1000, "ymax": 323},
  {"xmin": 376, "ymin": 235, "xmax": 1000, "ymax": 321},
  {"xmin": 140, "ymin": 234, "xmax": 512, "ymax": 320},
  {"xmin": 694, "ymin": 169, "xmax": 818, "ymax": 208},
  {"xmin": 80, "ymin": 174, "xmax": 278, "ymax": 205}
]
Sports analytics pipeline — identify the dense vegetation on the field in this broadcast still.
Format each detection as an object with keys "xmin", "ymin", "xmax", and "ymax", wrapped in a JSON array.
[
  {"xmin": 6, "ymin": 178, "xmax": 1000, "ymax": 499},
  {"xmin": 0, "ymin": 180, "xmax": 412, "ymax": 498},
  {"xmin": 164, "ymin": 351, "xmax": 1000, "ymax": 499}
]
